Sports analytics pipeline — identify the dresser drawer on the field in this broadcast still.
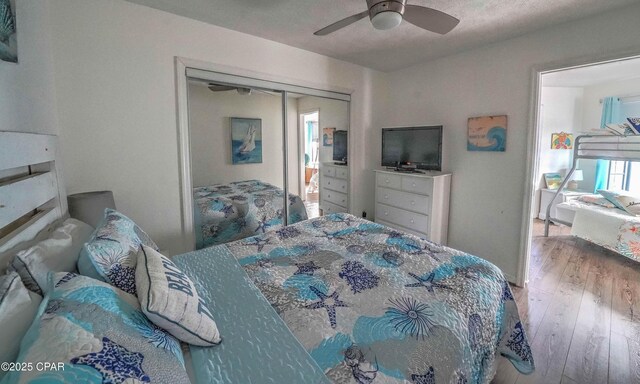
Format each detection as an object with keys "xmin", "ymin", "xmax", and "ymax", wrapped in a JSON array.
[
  {"xmin": 401, "ymin": 176, "xmax": 433, "ymax": 195},
  {"xmin": 336, "ymin": 167, "xmax": 349, "ymax": 179},
  {"xmin": 375, "ymin": 203, "xmax": 429, "ymax": 234},
  {"xmin": 323, "ymin": 188, "xmax": 348, "ymax": 207},
  {"xmin": 376, "ymin": 172, "xmax": 402, "ymax": 188},
  {"xmin": 322, "ymin": 177, "xmax": 347, "ymax": 193},
  {"xmin": 322, "ymin": 166, "xmax": 336, "ymax": 177},
  {"xmin": 321, "ymin": 200, "xmax": 347, "ymax": 215},
  {"xmin": 377, "ymin": 187, "xmax": 430, "ymax": 214}
]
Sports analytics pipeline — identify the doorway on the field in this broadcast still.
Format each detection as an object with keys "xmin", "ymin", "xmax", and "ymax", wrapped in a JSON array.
[{"xmin": 300, "ymin": 110, "xmax": 320, "ymax": 218}]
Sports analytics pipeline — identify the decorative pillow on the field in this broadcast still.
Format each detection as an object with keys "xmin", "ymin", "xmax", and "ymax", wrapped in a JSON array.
[
  {"xmin": 1, "ymin": 272, "xmax": 189, "ymax": 384},
  {"xmin": 10, "ymin": 218, "xmax": 93, "ymax": 295},
  {"xmin": 0, "ymin": 272, "xmax": 42, "ymax": 381},
  {"xmin": 598, "ymin": 190, "xmax": 640, "ymax": 215},
  {"xmin": 627, "ymin": 117, "xmax": 640, "ymax": 134},
  {"xmin": 77, "ymin": 209, "xmax": 157, "ymax": 295},
  {"xmin": 577, "ymin": 194, "xmax": 616, "ymax": 209},
  {"xmin": 136, "ymin": 245, "xmax": 221, "ymax": 346}
]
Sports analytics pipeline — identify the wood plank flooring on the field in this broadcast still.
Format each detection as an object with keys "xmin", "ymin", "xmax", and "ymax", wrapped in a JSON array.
[{"xmin": 492, "ymin": 220, "xmax": 640, "ymax": 384}]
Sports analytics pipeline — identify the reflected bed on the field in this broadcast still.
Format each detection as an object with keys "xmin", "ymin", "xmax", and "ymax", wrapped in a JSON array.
[{"xmin": 193, "ymin": 180, "xmax": 308, "ymax": 249}]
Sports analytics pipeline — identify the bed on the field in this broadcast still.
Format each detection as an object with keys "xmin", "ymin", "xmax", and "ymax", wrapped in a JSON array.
[
  {"xmin": 557, "ymin": 199, "xmax": 640, "ymax": 261},
  {"xmin": 544, "ymin": 134, "xmax": 640, "ymax": 262},
  {"xmin": 193, "ymin": 180, "xmax": 308, "ymax": 249},
  {"xmin": 175, "ymin": 213, "xmax": 535, "ymax": 383},
  {"xmin": 1, "ymin": 132, "xmax": 533, "ymax": 384}
]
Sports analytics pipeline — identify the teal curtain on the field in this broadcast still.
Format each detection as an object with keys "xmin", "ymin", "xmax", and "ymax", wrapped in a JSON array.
[{"xmin": 594, "ymin": 97, "xmax": 622, "ymax": 192}]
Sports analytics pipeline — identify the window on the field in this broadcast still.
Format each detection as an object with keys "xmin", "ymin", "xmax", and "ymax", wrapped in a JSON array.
[{"xmin": 607, "ymin": 160, "xmax": 640, "ymax": 193}]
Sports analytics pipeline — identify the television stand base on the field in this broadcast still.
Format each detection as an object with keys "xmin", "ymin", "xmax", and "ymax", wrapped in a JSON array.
[{"xmin": 334, "ymin": 162, "xmax": 347, "ymax": 166}]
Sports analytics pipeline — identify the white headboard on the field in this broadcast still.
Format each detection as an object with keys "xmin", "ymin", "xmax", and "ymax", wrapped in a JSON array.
[{"xmin": 0, "ymin": 131, "xmax": 66, "ymax": 271}]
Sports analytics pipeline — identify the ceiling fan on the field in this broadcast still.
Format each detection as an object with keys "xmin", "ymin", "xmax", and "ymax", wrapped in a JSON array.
[
  {"xmin": 208, "ymin": 84, "xmax": 274, "ymax": 96},
  {"xmin": 314, "ymin": 0, "xmax": 459, "ymax": 36}
]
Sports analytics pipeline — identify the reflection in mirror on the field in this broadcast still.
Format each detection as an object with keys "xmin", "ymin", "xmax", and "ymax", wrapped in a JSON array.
[
  {"xmin": 187, "ymin": 80, "xmax": 307, "ymax": 249},
  {"xmin": 293, "ymin": 94, "xmax": 350, "ymax": 218}
]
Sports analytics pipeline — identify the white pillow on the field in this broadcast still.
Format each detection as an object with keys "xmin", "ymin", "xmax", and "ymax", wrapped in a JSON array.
[
  {"xmin": 0, "ymin": 272, "xmax": 42, "ymax": 380},
  {"xmin": 9, "ymin": 218, "xmax": 94, "ymax": 295},
  {"xmin": 136, "ymin": 245, "xmax": 221, "ymax": 346}
]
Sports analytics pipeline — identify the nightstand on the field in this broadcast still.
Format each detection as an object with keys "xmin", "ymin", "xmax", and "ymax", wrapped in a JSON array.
[{"xmin": 538, "ymin": 188, "xmax": 590, "ymax": 220}]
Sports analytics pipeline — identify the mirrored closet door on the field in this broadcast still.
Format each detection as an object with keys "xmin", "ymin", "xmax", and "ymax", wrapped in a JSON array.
[{"xmin": 184, "ymin": 69, "xmax": 350, "ymax": 250}]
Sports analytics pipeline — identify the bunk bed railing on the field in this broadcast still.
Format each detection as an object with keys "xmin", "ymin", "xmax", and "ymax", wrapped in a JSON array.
[{"xmin": 543, "ymin": 134, "xmax": 640, "ymax": 237}]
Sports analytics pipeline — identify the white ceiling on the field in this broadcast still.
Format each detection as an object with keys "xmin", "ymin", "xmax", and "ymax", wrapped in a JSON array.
[
  {"xmin": 125, "ymin": 0, "xmax": 638, "ymax": 72},
  {"xmin": 543, "ymin": 57, "xmax": 640, "ymax": 87}
]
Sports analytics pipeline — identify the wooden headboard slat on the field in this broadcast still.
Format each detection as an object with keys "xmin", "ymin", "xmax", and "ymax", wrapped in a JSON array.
[
  {"xmin": 0, "ymin": 172, "xmax": 57, "ymax": 229},
  {"xmin": 0, "ymin": 131, "xmax": 64, "ymax": 273},
  {"xmin": 0, "ymin": 132, "xmax": 56, "ymax": 170}
]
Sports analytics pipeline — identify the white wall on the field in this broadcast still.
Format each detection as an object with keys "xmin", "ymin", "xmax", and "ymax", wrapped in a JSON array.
[
  {"xmin": 188, "ymin": 83, "xmax": 298, "ymax": 191},
  {"xmin": 50, "ymin": 0, "xmax": 384, "ymax": 255},
  {"xmin": 297, "ymin": 96, "xmax": 350, "ymax": 164},
  {"xmin": 0, "ymin": 0, "xmax": 58, "ymax": 135},
  {"xmin": 381, "ymin": 3, "xmax": 640, "ymax": 281},
  {"xmin": 535, "ymin": 87, "xmax": 584, "ymax": 208}
]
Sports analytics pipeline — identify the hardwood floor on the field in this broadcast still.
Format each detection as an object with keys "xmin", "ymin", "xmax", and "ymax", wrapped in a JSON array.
[{"xmin": 492, "ymin": 220, "xmax": 640, "ymax": 384}]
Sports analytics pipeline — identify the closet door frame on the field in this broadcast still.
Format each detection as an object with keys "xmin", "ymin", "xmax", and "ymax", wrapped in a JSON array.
[{"xmin": 175, "ymin": 57, "xmax": 351, "ymax": 252}]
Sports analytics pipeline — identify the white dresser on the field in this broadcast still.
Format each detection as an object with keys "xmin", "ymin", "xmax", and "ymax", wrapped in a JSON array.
[
  {"xmin": 374, "ymin": 169, "xmax": 451, "ymax": 245},
  {"xmin": 320, "ymin": 163, "xmax": 349, "ymax": 215}
]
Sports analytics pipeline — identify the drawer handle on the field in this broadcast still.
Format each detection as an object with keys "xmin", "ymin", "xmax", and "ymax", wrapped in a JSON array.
[
  {"xmin": 410, "ymin": 219, "xmax": 415, "ymax": 224},
  {"xmin": 385, "ymin": 179, "xmax": 390, "ymax": 183},
  {"xmin": 341, "ymin": 199, "xmax": 345, "ymax": 203},
  {"xmin": 384, "ymin": 211, "xmax": 389, "ymax": 216},
  {"xmin": 412, "ymin": 182, "xmax": 416, "ymax": 187},
  {"xmin": 410, "ymin": 200, "xmax": 415, "ymax": 205},
  {"xmin": 384, "ymin": 195, "xmax": 389, "ymax": 199}
]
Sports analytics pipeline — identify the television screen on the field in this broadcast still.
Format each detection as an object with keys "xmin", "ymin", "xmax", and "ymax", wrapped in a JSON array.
[
  {"xmin": 381, "ymin": 126, "xmax": 442, "ymax": 170},
  {"xmin": 333, "ymin": 130, "xmax": 348, "ymax": 163}
]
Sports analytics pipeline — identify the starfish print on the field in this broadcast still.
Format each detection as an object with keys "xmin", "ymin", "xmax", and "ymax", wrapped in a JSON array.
[
  {"xmin": 255, "ymin": 215, "xmax": 271, "ymax": 233},
  {"xmin": 305, "ymin": 286, "xmax": 348, "ymax": 328},
  {"xmin": 387, "ymin": 231, "xmax": 404, "ymax": 239},
  {"xmin": 244, "ymin": 237, "xmax": 270, "ymax": 251},
  {"xmin": 405, "ymin": 272, "xmax": 450, "ymax": 293},
  {"xmin": 71, "ymin": 337, "xmax": 150, "ymax": 383},
  {"xmin": 294, "ymin": 261, "xmax": 320, "ymax": 276}
]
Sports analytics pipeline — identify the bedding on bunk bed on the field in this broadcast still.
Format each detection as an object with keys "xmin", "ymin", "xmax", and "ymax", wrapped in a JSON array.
[
  {"xmin": 193, "ymin": 180, "xmax": 308, "ymax": 249},
  {"xmin": 174, "ymin": 213, "xmax": 534, "ymax": 384},
  {"xmin": 558, "ymin": 199, "xmax": 640, "ymax": 261}
]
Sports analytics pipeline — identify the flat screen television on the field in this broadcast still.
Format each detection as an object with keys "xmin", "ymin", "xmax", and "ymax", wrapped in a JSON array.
[
  {"xmin": 381, "ymin": 126, "xmax": 442, "ymax": 171},
  {"xmin": 333, "ymin": 130, "xmax": 348, "ymax": 164}
]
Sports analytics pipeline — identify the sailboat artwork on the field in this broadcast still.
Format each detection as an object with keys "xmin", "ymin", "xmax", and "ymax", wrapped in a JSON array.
[{"xmin": 231, "ymin": 117, "xmax": 263, "ymax": 164}]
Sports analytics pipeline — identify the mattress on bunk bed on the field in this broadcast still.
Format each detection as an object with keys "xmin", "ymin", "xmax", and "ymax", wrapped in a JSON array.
[
  {"xmin": 193, "ymin": 180, "xmax": 308, "ymax": 249},
  {"xmin": 559, "ymin": 200, "xmax": 640, "ymax": 261},
  {"xmin": 173, "ymin": 213, "xmax": 534, "ymax": 384}
]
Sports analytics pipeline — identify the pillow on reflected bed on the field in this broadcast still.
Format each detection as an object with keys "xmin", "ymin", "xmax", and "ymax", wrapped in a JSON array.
[
  {"xmin": 9, "ymin": 218, "xmax": 93, "ymax": 295},
  {"xmin": 77, "ymin": 209, "xmax": 157, "ymax": 295},
  {"xmin": 136, "ymin": 245, "xmax": 221, "ymax": 346},
  {"xmin": 1, "ymin": 272, "xmax": 189, "ymax": 384},
  {"xmin": 0, "ymin": 272, "xmax": 41, "ymax": 381}
]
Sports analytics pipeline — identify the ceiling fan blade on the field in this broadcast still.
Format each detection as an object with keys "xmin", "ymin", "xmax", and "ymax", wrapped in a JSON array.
[
  {"xmin": 314, "ymin": 10, "xmax": 369, "ymax": 36},
  {"xmin": 403, "ymin": 5, "xmax": 459, "ymax": 35},
  {"xmin": 208, "ymin": 84, "xmax": 236, "ymax": 92}
]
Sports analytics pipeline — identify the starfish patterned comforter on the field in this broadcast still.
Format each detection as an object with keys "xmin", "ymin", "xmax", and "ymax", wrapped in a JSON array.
[
  {"xmin": 177, "ymin": 213, "xmax": 534, "ymax": 383},
  {"xmin": 193, "ymin": 180, "xmax": 308, "ymax": 249}
]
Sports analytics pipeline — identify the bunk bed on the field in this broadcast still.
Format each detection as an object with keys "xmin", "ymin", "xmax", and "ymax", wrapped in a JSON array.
[{"xmin": 544, "ymin": 134, "xmax": 640, "ymax": 261}]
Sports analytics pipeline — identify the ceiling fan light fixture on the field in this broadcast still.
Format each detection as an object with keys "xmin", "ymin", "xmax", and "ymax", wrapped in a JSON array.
[{"xmin": 370, "ymin": 11, "xmax": 402, "ymax": 30}]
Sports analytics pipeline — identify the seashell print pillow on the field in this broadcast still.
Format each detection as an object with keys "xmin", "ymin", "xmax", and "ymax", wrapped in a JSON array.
[{"xmin": 77, "ymin": 209, "xmax": 157, "ymax": 295}]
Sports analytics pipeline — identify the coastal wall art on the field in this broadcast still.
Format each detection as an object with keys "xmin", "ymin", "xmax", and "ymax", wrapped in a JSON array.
[
  {"xmin": 231, "ymin": 117, "xmax": 262, "ymax": 164},
  {"xmin": 467, "ymin": 115, "xmax": 507, "ymax": 152},
  {"xmin": 0, "ymin": 0, "xmax": 17, "ymax": 63}
]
